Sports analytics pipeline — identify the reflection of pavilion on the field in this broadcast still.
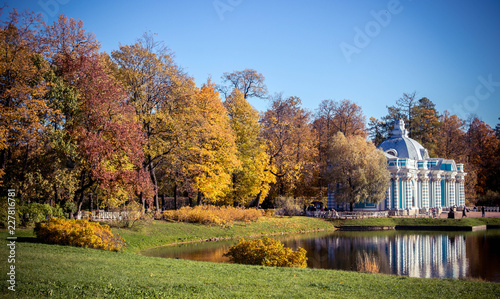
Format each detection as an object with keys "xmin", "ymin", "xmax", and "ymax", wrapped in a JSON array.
[
  {"xmin": 388, "ymin": 234, "xmax": 468, "ymax": 279},
  {"xmin": 318, "ymin": 233, "xmax": 468, "ymax": 279}
]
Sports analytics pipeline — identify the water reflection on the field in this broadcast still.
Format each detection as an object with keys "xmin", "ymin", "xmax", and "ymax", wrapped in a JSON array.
[
  {"xmin": 141, "ymin": 230, "xmax": 500, "ymax": 282},
  {"xmin": 293, "ymin": 233, "xmax": 468, "ymax": 279}
]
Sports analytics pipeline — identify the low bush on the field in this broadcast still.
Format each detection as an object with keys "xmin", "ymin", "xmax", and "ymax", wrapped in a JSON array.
[
  {"xmin": 162, "ymin": 205, "xmax": 263, "ymax": 227},
  {"xmin": 34, "ymin": 217, "xmax": 125, "ymax": 251},
  {"xmin": 106, "ymin": 202, "xmax": 144, "ymax": 229},
  {"xmin": 224, "ymin": 237, "xmax": 307, "ymax": 268},
  {"xmin": 264, "ymin": 209, "xmax": 276, "ymax": 218},
  {"xmin": 274, "ymin": 197, "xmax": 304, "ymax": 216},
  {"xmin": 21, "ymin": 203, "xmax": 64, "ymax": 227}
]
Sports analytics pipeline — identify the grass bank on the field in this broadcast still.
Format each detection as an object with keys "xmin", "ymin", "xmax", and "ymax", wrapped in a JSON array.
[
  {"xmin": 327, "ymin": 217, "xmax": 500, "ymax": 227},
  {"xmin": 116, "ymin": 216, "xmax": 335, "ymax": 253},
  {"xmin": 117, "ymin": 217, "xmax": 500, "ymax": 253},
  {"xmin": 2, "ymin": 217, "xmax": 500, "ymax": 298},
  {"xmin": 1, "ymin": 229, "xmax": 499, "ymax": 298}
]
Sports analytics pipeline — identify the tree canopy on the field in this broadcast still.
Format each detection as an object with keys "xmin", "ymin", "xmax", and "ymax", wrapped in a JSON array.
[
  {"xmin": 326, "ymin": 132, "xmax": 390, "ymax": 211},
  {"xmin": 2, "ymin": 8, "xmax": 499, "ymax": 212}
]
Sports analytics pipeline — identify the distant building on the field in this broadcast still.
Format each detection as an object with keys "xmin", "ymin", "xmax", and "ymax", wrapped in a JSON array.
[{"xmin": 327, "ymin": 119, "xmax": 466, "ymax": 212}]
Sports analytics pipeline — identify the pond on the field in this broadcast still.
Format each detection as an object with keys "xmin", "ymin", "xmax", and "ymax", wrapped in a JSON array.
[{"xmin": 142, "ymin": 229, "xmax": 500, "ymax": 282}]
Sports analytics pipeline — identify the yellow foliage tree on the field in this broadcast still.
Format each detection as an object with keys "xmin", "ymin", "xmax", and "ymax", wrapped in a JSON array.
[
  {"xmin": 224, "ymin": 89, "xmax": 275, "ymax": 206},
  {"xmin": 181, "ymin": 81, "xmax": 239, "ymax": 204},
  {"xmin": 111, "ymin": 32, "xmax": 196, "ymax": 210},
  {"xmin": 326, "ymin": 132, "xmax": 390, "ymax": 211},
  {"xmin": 0, "ymin": 11, "xmax": 53, "ymax": 186}
]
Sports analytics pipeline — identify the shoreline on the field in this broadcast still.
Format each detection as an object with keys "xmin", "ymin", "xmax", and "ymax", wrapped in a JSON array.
[
  {"xmin": 335, "ymin": 225, "xmax": 497, "ymax": 231},
  {"xmin": 137, "ymin": 227, "xmax": 336, "ymax": 254},
  {"xmin": 138, "ymin": 222, "xmax": 500, "ymax": 253}
]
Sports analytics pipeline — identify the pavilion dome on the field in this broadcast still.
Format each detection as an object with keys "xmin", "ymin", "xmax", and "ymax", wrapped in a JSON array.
[{"xmin": 377, "ymin": 119, "xmax": 430, "ymax": 161}]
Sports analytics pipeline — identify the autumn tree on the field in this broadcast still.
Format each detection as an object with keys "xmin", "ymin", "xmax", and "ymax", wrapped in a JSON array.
[
  {"xmin": 395, "ymin": 92, "xmax": 417, "ymax": 136},
  {"xmin": 0, "ymin": 11, "xmax": 83, "ymax": 207},
  {"xmin": 326, "ymin": 132, "xmax": 390, "ymax": 211},
  {"xmin": 433, "ymin": 111, "xmax": 476, "ymax": 203},
  {"xmin": 380, "ymin": 92, "xmax": 417, "ymax": 139},
  {"xmin": 495, "ymin": 117, "xmax": 500, "ymax": 139},
  {"xmin": 0, "ymin": 10, "xmax": 152, "ymax": 211},
  {"xmin": 179, "ymin": 81, "xmax": 239, "ymax": 204},
  {"xmin": 410, "ymin": 97, "xmax": 440, "ymax": 155},
  {"xmin": 261, "ymin": 94, "xmax": 317, "ymax": 198},
  {"xmin": 312, "ymin": 99, "xmax": 366, "ymax": 195},
  {"xmin": 367, "ymin": 117, "xmax": 385, "ymax": 146},
  {"xmin": 332, "ymin": 99, "xmax": 366, "ymax": 137},
  {"xmin": 434, "ymin": 111, "xmax": 466, "ymax": 161},
  {"xmin": 45, "ymin": 16, "xmax": 153, "ymax": 210},
  {"xmin": 223, "ymin": 89, "xmax": 275, "ymax": 206},
  {"xmin": 0, "ymin": 10, "xmax": 53, "ymax": 191},
  {"xmin": 313, "ymin": 99, "xmax": 336, "ymax": 188},
  {"xmin": 465, "ymin": 117, "xmax": 499, "ymax": 200},
  {"xmin": 218, "ymin": 69, "xmax": 268, "ymax": 100},
  {"xmin": 378, "ymin": 95, "xmax": 440, "ymax": 147},
  {"xmin": 493, "ymin": 118, "xmax": 500, "ymax": 199},
  {"xmin": 110, "ymin": 32, "xmax": 194, "ymax": 210}
]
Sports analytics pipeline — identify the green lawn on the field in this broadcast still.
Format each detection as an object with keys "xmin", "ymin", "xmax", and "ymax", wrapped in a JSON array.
[
  {"xmin": 1, "ymin": 217, "xmax": 499, "ymax": 298},
  {"xmin": 116, "ymin": 216, "xmax": 335, "ymax": 253}
]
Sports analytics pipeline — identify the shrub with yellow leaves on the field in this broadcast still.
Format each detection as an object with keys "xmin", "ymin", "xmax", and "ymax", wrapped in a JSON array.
[
  {"xmin": 34, "ymin": 217, "xmax": 125, "ymax": 251},
  {"xmin": 162, "ymin": 205, "xmax": 263, "ymax": 227},
  {"xmin": 224, "ymin": 237, "xmax": 307, "ymax": 268}
]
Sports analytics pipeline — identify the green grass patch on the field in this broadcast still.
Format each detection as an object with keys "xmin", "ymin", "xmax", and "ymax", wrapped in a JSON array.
[
  {"xmin": 1, "ymin": 229, "xmax": 499, "ymax": 298},
  {"xmin": 2, "ymin": 217, "xmax": 500, "ymax": 298},
  {"xmin": 116, "ymin": 216, "xmax": 335, "ymax": 253}
]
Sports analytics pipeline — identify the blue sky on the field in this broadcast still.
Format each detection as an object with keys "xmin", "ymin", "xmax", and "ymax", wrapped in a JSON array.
[{"xmin": 6, "ymin": 0, "xmax": 500, "ymax": 128}]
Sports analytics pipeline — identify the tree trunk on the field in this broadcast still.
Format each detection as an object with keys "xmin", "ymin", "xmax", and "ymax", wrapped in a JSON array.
[
  {"xmin": 140, "ymin": 192, "xmax": 145, "ymax": 214},
  {"xmin": 73, "ymin": 172, "xmax": 86, "ymax": 218},
  {"xmin": 196, "ymin": 192, "xmax": 202, "ymax": 206},
  {"xmin": 350, "ymin": 202, "xmax": 354, "ymax": 212},
  {"xmin": 0, "ymin": 148, "xmax": 6, "ymax": 174},
  {"xmin": 90, "ymin": 193, "xmax": 93, "ymax": 213},
  {"xmin": 77, "ymin": 200, "xmax": 84, "ymax": 218},
  {"xmin": 249, "ymin": 190, "xmax": 262, "ymax": 208},
  {"xmin": 149, "ymin": 161, "xmax": 159, "ymax": 212},
  {"xmin": 173, "ymin": 184, "xmax": 178, "ymax": 210},
  {"xmin": 161, "ymin": 193, "xmax": 166, "ymax": 211},
  {"xmin": 76, "ymin": 192, "xmax": 84, "ymax": 218},
  {"xmin": 53, "ymin": 184, "xmax": 58, "ymax": 207}
]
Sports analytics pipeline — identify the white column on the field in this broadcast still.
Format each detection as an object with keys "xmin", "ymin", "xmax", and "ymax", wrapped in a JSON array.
[
  {"xmin": 429, "ymin": 179, "xmax": 434, "ymax": 208},
  {"xmin": 434, "ymin": 178, "xmax": 442, "ymax": 208},
  {"xmin": 405, "ymin": 178, "xmax": 413, "ymax": 209},
  {"xmin": 421, "ymin": 179, "xmax": 429, "ymax": 208},
  {"xmin": 385, "ymin": 180, "xmax": 392, "ymax": 210},
  {"xmin": 394, "ymin": 178, "xmax": 400, "ymax": 210},
  {"xmin": 417, "ymin": 180, "xmax": 421, "ymax": 209},
  {"xmin": 448, "ymin": 178, "xmax": 456, "ymax": 207},
  {"xmin": 457, "ymin": 178, "xmax": 465, "ymax": 207}
]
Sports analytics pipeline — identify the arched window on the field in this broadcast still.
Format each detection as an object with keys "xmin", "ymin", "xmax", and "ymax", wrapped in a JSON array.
[{"xmin": 386, "ymin": 149, "xmax": 398, "ymax": 157}]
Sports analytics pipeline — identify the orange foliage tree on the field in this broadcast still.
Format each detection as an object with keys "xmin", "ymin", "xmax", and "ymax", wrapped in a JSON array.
[
  {"xmin": 1, "ymin": 10, "xmax": 152, "ymax": 210},
  {"xmin": 261, "ymin": 94, "xmax": 317, "ymax": 198}
]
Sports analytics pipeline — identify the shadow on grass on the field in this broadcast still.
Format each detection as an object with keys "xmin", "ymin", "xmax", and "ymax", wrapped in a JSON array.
[{"xmin": 15, "ymin": 236, "xmax": 43, "ymax": 244}]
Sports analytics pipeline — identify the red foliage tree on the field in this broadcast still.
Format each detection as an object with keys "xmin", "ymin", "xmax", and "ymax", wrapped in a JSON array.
[{"xmin": 45, "ymin": 15, "xmax": 153, "ymax": 208}]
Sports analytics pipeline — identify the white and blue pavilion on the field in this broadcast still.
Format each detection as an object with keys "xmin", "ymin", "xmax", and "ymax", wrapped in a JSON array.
[{"xmin": 327, "ymin": 119, "xmax": 466, "ymax": 212}]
